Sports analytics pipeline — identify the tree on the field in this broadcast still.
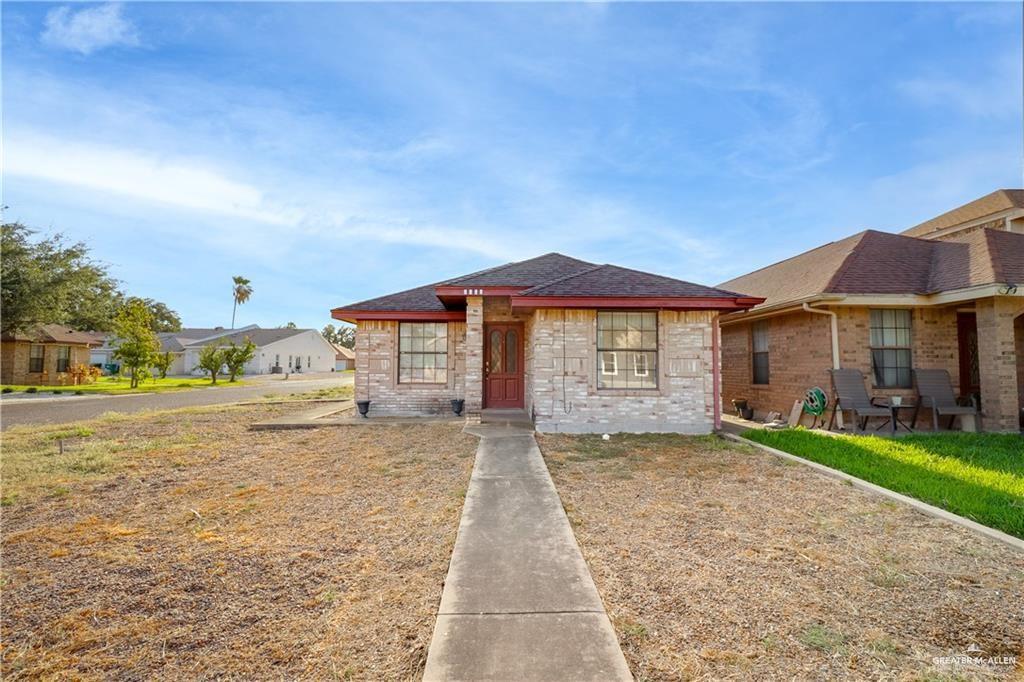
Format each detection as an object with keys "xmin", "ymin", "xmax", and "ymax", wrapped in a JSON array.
[
  {"xmin": 222, "ymin": 338, "xmax": 257, "ymax": 382},
  {"xmin": 323, "ymin": 323, "xmax": 355, "ymax": 349},
  {"xmin": 1, "ymin": 223, "xmax": 182, "ymax": 334},
  {"xmin": 111, "ymin": 299, "xmax": 160, "ymax": 388},
  {"xmin": 152, "ymin": 351, "xmax": 174, "ymax": 380},
  {"xmin": 1, "ymin": 223, "xmax": 119, "ymax": 334},
  {"xmin": 126, "ymin": 298, "xmax": 182, "ymax": 333},
  {"xmin": 282, "ymin": 321, "xmax": 297, "ymax": 329},
  {"xmin": 231, "ymin": 276, "xmax": 253, "ymax": 329},
  {"xmin": 196, "ymin": 344, "xmax": 227, "ymax": 384}
]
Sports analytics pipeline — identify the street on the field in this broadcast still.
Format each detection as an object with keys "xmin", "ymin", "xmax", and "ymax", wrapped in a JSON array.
[{"xmin": 0, "ymin": 373, "xmax": 353, "ymax": 430}]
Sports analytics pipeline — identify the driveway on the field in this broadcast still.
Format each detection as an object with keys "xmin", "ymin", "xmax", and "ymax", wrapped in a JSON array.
[{"xmin": 0, "ymin": 373, "xmax": 353, "ymax": 429}]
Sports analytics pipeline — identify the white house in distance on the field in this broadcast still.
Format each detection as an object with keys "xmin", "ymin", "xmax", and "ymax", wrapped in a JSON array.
[
  {"xmin": 93, "ymin": 325, "xmax": 337, "ymax": 376},
  {"xmin": 180, "ymin": 326, "xmax": 337, "ymax": 376}
]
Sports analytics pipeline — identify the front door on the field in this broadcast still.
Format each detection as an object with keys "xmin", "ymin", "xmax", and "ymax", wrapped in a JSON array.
[
  {"xmin": 484, "ymin": 323, "xmax": 524, "ymax": 408},
  {"xmin": 956, "ymin": 312, "xmax": 980, "ymax": 399}
]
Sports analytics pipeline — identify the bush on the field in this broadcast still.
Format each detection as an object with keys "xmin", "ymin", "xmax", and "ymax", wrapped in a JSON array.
[
  {"xmin": 75, "ymin": 390, "xmax": 84, "ymax": 395},
  {"xmin": 26, "ymin": 387, "xmax": 37, "ymax": 393},
  {"xmin": 1, "ymin": 387, "xmax": 13, "ymax": 394},
  {"xmin": 53, "ymin": 390, "xmax": 63, "ymax": 395}
]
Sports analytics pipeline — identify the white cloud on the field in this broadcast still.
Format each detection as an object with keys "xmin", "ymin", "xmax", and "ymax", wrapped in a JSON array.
[
  {"xmin": 41, "ymin": 3, "xmax": 139, "ymax": 55},
  {"xmin": 5, "ymin": 130, "xmax": 295, "ymax": 225}
]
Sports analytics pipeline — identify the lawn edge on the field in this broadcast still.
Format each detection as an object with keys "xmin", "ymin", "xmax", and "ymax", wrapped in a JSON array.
[{"xmin": 721, "ymin": 432, "xmax": 1024, "ymax": 553}]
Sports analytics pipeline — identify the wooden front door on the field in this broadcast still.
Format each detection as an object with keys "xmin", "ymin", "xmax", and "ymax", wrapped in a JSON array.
[
  {"xmin": 956, "ymin": 312, "xmax": 980, "ymax": 398},
  {"xmin": 484, "ymin": 323, "xmax": 524, "ymax": 408}
]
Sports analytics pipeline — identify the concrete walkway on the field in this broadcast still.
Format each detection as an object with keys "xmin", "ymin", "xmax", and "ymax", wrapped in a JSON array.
[{"xmin": 423, "ymin": 424, "xmax": 631, "ymax": 681}]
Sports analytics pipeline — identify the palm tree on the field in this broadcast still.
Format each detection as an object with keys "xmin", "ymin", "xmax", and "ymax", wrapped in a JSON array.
[{"xmin": 231, "ymin": 276, "xmax": 253, "ymax": 329}]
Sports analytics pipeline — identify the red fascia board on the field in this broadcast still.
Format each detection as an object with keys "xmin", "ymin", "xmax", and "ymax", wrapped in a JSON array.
[
  {"xmin": 433, "ymin": 285, "xmax": 528, "ymax": 297},
  {"xmin": 509, "ymin": 296, "xmax": 765, "ymax": 310},
  {"xmin": 331, "ymin": 309, "xmax": 467, "ymax": 323}
]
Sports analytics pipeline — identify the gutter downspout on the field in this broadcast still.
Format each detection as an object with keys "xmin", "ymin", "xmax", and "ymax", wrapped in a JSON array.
[
  {"xmin": 802, "ymin": 302, "xmax": 840, "ymax": 370},
  {"xmin": 712, "ymin": 314, "xmax": 721, "ymax": 430}
]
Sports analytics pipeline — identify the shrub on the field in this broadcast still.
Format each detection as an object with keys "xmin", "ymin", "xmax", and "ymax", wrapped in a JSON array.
[
  {"xmin": 26, "ymin": 387, "xmax": 37, "ymax": 394},
  {"xmin": 53, "ymin": 390, "xmax": 63, "ymax": 395},
  {"xmin": 2, "ymin": 387, "xmax": 12, "ymax": 394},
  {"xmin": 75, "ymin": 390, "xmax": 84, "ymax": 395}
]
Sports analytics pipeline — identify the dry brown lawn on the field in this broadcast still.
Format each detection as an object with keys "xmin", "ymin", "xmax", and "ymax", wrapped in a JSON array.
[
  {"xmin": 539, "ymin": 433, "xmax": 1024, "ymax": 681},
  {"xmin": 2, "ymin": 404, "xmax": 476, "ymax": 680}
]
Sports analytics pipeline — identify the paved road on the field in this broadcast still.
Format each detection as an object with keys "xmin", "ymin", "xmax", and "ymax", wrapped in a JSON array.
[{"xmin": 0, "ymin": 374, "xmax": 353, "ymax": 430}]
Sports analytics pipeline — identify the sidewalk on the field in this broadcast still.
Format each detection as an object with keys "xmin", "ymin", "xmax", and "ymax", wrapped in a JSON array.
[{"xmin": 423, "ymin": 424, "xmax": 631, "ymax": 681}]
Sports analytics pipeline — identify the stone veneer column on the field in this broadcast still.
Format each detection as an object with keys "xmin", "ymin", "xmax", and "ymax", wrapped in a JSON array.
[
  {"xmin": 976, "ymin": 297, "xmax": 1024, "ymax": 432},
  {"xmin": 464, "ymin": 296, "xmax": 484, "ymax": 421}
]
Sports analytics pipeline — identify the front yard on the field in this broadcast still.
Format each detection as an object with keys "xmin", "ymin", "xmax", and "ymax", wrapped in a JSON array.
[
  {"xmin": 1, "ymin": 376, "xmax": 244, "ymax": 395},
  {"xmin": 1, "ymin": 405, "xmax": 476, "ymax": 679},
  {"xmin": 540, "ymin": 433, "xmax": 1024, "ymax": 680},
  {"xmin": 743, "ymin": 430, "xmax": 1024, "ymax": 539}
]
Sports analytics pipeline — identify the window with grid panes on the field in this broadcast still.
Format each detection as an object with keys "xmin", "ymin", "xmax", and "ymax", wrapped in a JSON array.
[
  {"xmin": 870, "ymin": 309, "xmax": 912, "ymax": 388},
  {"xmin": 597, "ymin": 311, "xmax": 657, "ymax": 389},
  {"xmin": 399, "ymin": 322, "xmax": 448, "ymax": 383}
]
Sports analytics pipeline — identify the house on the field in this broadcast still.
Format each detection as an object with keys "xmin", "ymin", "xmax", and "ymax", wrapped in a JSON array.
[
  {"xmin": 331, "ymin": 253, "xmax": 762, "ymax": 433},
  {"xmin": 92, "ymin": 325, "xmax": 337, "ymax": 376},
  {"xmin": 180, "ymin": 326, "xmax": 337, "ymax": 375},
  {"xmin": 1, "ymin": 325, "xmax": 102, "ymax": 385},
  {"xmin": 718, "ymin": 189, "xmax": 1024, "ymax": 432},
  {"xmin": 334, "ymin": 344, "xmax": 355, "ymax": 371}
]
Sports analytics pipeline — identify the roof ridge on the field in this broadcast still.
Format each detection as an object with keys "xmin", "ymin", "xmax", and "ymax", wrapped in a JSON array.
[
  {"xmin": 441, "ymin": 252, "xmax": 594, "ymax": 286},
  {"xmin": 983, "ymin": 228, "xmax": 1005, "ymax": 284},
  {"xmin": 521, "ymin": 263, "xmax": 607, "ymax": 294}
]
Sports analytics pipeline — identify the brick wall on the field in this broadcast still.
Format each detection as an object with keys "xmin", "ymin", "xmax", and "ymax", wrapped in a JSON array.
[
  {"xmin": 721, "ymin": 306, "xmax": 962, "ymax": 421},
  {"xmin": 353, "ymin": 320, "xmax": 467, "ymax": 416},
  {"xmin": 0, "ymin": 341, "xmax": 91, "ymax": 386},
  {"xmin": 721, "ymin": 311, "xmax": 833, "ymax": 419},
  {"xmin": 976, "ymin": 297, "xmax": 1024, "ymax": 431},
  {"xmin": 530, "ymin": 309, "xmax": 716, "ymax": 434}
]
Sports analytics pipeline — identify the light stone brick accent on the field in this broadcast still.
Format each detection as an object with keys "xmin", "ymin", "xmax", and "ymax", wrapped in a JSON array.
[
  {"xmin": 354, "ymin": 320, "xmax": 467, "ymax": 416},
  {"xmin": 464, "ymin": 297, "xmax": 484, "ymax": 416},
  {"xmin": 530, "ymin": 309, "xmax": 716, "ymax": 434}
]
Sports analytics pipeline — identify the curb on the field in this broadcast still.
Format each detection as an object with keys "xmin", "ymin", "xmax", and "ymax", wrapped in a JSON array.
[{"xmin": 720, "ymin": 432, "xmax": 1024, "ymax": 554}]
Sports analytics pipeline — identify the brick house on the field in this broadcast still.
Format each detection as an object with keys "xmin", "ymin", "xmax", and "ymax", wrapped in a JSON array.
[
  {"xmin": 0, "ymin": 325, "xmax": 100, "ymax": 386},
  {"xmin": 718, "ymin": 190, "xmax": 1024, "ymax": 432},
  {"xmin": 332, "ymin": 254, "xmax": 762, "ymax": 433}
]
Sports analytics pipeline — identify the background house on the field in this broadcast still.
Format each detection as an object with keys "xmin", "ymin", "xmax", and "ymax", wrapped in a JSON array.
[
  {"xmin": 718, "ymin": 189, "xmax": 1024, "ymax": 432},
  {"xmin": 334, "ymin": 344, "xmax": 355, "ymax": 371},
  {"xmin": 181, "ymin": 327, "xmax": 337, "ymax": 375},
  {"xmin": 1, "ymin": 325, "xmax": 101, "ymax": 385}
]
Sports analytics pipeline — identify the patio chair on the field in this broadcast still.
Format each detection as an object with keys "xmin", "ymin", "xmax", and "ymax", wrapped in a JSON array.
[
  {"xmin": 827, "ymin": 368, "xmax": 894, "ymax": 433},
  {"xmin": 911, "ymin": 369, "xmax": 978, "ymax": 432}
]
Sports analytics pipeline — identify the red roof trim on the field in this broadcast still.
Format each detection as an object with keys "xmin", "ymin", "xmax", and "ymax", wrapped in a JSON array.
[
  {"xmin": 331, "ymin": 309, "xmax": 467, "ymax": 323},
  {"xmin": 433, "ymin": 285, "xmax": 528, "ymax": 297},
  {"xmin": 509, "ymin": 296, "xmax": 765, "ymax": 310}
]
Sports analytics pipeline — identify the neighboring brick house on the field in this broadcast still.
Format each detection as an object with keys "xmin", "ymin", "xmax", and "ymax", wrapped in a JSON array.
[
  {"xmin": 332, "ymin": 254, "xmax": 762, "ymax": 433},
  {"xmin": 0, "ymin": 325, "xmax": 100, "ymax": 386},
  {"xmin": 719, "ymin": 189, "xmax": 1024, "ymax": 432}
]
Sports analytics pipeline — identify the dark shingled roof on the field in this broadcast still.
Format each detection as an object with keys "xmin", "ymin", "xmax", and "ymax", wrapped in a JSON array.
[
  {"xmin": 1, "ymin": 324, "xmax": 101, "ymax": 345},
  {"xmin": 442, "ymin": 253, "xmax": 596, "ymax": 287},
  {"xmin": 523, "ymin": 264, "xmax": 748, "ymax": 298},
  {"xmin": 335, "ymin": 252, "xmax": 757, "ymax": 316},
  {"xmin": 719, "ymin": 228, "xmax": 1024, "ymax": 309},
  {"xmin": 339, "ymin": 282, "xmax": 451, "ymax": 312},
  {"xmin": 902, "ymin": 189, "xmax": 1024, "ymax": 238}
]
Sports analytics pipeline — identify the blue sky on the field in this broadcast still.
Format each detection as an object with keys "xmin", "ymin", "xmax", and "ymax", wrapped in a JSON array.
[{"xmin": 3, "ymin": 2, "xmax": 1021, "ymax": 330}]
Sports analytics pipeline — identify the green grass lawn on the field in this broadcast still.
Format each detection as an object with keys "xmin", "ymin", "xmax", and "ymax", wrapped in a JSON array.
[
  {"xmin": 743, "ymin": 429, "xmax": 1024, "ymax": 539},
  {"xmin": 1, "ymin": 376, "xmax": 246, "ymax": 395}
]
